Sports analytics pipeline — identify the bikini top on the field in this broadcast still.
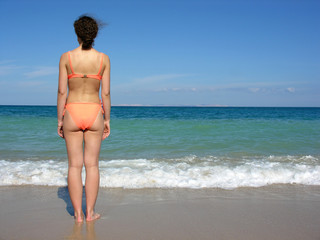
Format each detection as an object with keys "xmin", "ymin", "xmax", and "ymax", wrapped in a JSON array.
[{"xmin": 67, "ymin": 51, "xmax": 103, "ymax": 80}]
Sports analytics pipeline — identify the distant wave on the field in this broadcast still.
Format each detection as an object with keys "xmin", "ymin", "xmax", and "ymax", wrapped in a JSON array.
[{"xmin": 1, "ymin": 155, "xmax": 319, "ymax": 189}]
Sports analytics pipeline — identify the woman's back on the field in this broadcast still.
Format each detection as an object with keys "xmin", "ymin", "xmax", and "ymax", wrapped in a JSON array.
[
  {"xmin": 57, "ymin": 15, "xmax": 110, "ymax": 222},
  {"xmin": 66, "ymin": 49, "xmax": 104, "ymax": 104}
]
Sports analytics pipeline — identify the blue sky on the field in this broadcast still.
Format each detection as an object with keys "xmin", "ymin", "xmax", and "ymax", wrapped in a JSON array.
[{"xmin": 0, "ymin": 0, "xmax": 319, "ymax": 106}]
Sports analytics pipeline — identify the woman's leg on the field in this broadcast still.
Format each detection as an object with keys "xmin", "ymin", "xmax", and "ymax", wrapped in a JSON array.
[
  {"xmin": 63, "ymin": 110, "xmax": 84, "ymax": 222},
  {"xmin": 83, "ymin": 110, "xmax": 104, "ymax": 221}
]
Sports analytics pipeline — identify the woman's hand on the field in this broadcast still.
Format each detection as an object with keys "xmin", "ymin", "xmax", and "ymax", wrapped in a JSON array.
[
  {"xmin": 57, "ymin": 122, "xmax": 64, "ymax": 138},
  {"xmin": 102, "ymin": 120, "xmax": 110, "ymax": 140}
]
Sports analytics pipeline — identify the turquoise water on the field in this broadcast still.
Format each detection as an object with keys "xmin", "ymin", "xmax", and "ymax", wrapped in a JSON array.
[{"xmin": 0, "ymin": 106, "xmax": 319, "ymax": 188}]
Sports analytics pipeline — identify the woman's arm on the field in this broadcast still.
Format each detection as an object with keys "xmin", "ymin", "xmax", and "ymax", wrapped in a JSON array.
[
  {"xmin": 101, "ymin": 54, "xmax": 111, "ymax": 140},
  {"xmin": 57, "ymin": 53, "xmax": 68, "ymax": 138}
]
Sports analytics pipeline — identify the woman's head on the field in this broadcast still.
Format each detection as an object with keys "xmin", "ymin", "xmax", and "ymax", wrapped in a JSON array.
[{"xmin": 74, "ymin": 15, "xmax": 99, "ymax": 50}]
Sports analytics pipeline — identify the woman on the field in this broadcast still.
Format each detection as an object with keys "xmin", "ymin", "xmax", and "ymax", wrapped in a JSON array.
[{"xmin": 57, "ymin": 15, "xmax": 110, "ymax": 222}]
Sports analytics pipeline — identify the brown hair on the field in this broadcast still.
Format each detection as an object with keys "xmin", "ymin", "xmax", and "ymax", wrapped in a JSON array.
[{"xmin": 74, "ymin": 15, "xmax": 99, "ymax": 50}]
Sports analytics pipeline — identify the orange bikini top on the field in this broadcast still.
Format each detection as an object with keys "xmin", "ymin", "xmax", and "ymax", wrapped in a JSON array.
[{"xmin": 67, "ymin": 51, "xmax": 103, "ymax": 80}]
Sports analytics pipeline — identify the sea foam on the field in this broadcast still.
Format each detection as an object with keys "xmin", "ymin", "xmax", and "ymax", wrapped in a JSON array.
[{"xmin": 0, "ymin": 155, "xmax": 319, "ymax": 189}]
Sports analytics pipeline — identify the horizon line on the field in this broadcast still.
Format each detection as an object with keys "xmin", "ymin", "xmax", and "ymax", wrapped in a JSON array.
[{"xmin": 0, "ymin": 104, "xmax": 319, "ymax": 108}]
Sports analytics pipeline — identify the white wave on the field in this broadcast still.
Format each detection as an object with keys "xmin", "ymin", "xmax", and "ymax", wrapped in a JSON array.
[
  {"xmin": 0, "ymin": 156, "xmax": 319, "ymax": 189},
  {"xmin": 0, "ymin": 160, "xmax": 67, "ymax": 186}
]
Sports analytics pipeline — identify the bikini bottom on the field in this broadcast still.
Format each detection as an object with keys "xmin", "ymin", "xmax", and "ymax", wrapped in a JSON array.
[{"xmin": 63, "ymin": 102, "xmax": 103, "ymax": 130}]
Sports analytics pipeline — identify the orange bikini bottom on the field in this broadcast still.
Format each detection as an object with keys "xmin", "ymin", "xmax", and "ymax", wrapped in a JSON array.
[{"xmin": 63, "ymin": 102, "xmax": 104, "ymax": 130}]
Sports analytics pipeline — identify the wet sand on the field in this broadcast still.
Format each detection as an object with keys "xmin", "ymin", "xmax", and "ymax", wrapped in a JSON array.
[{"xmin": 0, "ymin": 185, "xmax": 320, "ymax": 240}]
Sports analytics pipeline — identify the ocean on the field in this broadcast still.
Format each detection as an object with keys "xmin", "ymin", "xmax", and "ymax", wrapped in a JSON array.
[{"xmin": 0, "ymin": 106, "xmax": 319, "ymax": 189}]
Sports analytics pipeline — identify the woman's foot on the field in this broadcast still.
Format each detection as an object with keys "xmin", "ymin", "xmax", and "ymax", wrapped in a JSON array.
[
  {"xmin": 74, "ymin": 212, "xmax": 84, "ymax": 223},
  {"xmin": 86, "ymin": 212, "xmax": 101, "ymax": 222}
]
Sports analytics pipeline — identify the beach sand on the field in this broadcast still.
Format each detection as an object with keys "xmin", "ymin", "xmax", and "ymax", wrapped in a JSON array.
[{"xmin": 1, "ymin": 185, "xmax": 320, "ymax": 240}]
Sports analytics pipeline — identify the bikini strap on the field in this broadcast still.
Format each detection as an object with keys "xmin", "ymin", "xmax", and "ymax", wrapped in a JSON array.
[
  {"xmin": 68, "ymin": 51, "xmax": 75, "ymax": 74},
  {"xmin": 97, "ymin": 53, "xmax": 104, "ymax": 76}
]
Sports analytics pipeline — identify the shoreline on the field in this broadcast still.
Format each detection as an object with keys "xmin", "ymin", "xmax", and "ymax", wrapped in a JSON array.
[
  {"xmin": 1, "ymin": 104, "xmax": 320, "ymax": 108},
  {"xmin": 1, "ymin": 185, "xmax": 320, "ymax": 240}
]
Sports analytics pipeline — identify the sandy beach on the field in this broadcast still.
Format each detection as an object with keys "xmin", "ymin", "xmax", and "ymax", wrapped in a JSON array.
[{"xmin": 1, "ymin": 185, "xmax": 320, "ymax": 240}]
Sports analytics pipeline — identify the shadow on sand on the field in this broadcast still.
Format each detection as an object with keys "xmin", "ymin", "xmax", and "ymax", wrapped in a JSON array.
[
  {"xmin": 57, "ymin": 186, "xmax": 87, "ymax": 216},
  {"xmin": 57, "ymin": 187, "xmax": 98, "ymax": 239}
]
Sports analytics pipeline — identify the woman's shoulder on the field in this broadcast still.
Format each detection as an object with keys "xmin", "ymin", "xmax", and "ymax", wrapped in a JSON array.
[
  {"xmin": 97, "ymin": 50, "xmax": 109, "ymax": 58},
  {"xmin": 99, "ymin": 50, "xmax": 110, "ymax": 61},
  {"xmin": 59, "ymin": 51, "xmax": 70, "ymax": 65},
  {"xmin": 96, "ymin": 50, "xmax": 110, "ymax": 66},
  {"xmin": 60, "ymin": 48, "xmax": 109, "ymax": 62}
]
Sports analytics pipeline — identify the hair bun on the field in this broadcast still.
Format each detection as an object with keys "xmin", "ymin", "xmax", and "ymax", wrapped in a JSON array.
[{"xmin": 82, "ymin": 39, "xmax": 94, "ymax": 50}]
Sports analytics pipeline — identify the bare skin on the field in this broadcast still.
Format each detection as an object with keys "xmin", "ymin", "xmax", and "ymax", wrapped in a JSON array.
[{"xmin": 57, "ymin": 43, "xmax": 111, "ymax": 222}]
